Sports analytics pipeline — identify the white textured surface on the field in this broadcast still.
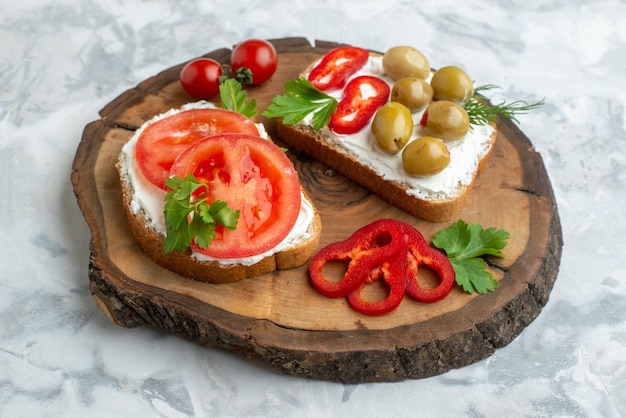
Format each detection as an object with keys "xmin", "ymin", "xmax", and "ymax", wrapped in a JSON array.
[{"xmin": 1, "ymin": 1, "xmax": 625, "ymax": 416}]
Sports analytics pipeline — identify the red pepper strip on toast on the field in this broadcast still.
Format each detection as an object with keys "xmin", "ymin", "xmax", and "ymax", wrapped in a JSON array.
[
  {"xmin": 328, "ymin": 75, "xmax": 390, "ymax": 135},
  {"xmin": 307, "ymin": 46, "xmax": 370, "ymax": 91}
]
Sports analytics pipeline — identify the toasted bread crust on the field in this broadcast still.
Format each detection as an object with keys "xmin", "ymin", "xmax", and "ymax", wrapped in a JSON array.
[
  {"xmin": 117, "ymin": 162, "xmax": 322, "ymax": 283},
  {"xmin": 278, "ymin": 52, "xmax": 498, "ymax": 222},
  {"xmin": 276, "ymin": 120, "xmax": 497, "ymax": 223}
]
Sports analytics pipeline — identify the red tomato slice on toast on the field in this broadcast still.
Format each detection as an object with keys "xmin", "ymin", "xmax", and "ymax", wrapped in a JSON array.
[
  {"xmin": 169, "ymin": 134, "xmax": 302, "ymax": 258},
  {"xmin": 135, "ymin": 108, "xmax": 261, "ymax": 190}
]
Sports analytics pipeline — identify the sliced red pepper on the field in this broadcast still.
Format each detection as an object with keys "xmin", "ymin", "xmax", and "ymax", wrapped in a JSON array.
[
  {"xmin": 309, "ymin": 218, "xmax": 456, "ymax": 316},
  {"xmin": 309, "ymin": 219, "xmax": 408, "ymax": 298},
  {"xmin": 307, "ymin": 46, "xmax": 370, "ymax": 91},
  {"xmin": 347, "ymin": 254, "xmax": 407, "ymax": 316},
  {"xmin": 328, "ymin": 75, "xmax": 390, "ymax": 135},
  {"xmin": 419, "ymin": 109, "xmax": 429, "ymax": 127},
  {"xmin": 401, "ymin": 224, "xmax": 455, "ymax": 303}
]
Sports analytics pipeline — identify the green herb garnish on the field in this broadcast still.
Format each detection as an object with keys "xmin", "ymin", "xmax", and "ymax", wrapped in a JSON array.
[
  {"xmin": 219, "ymin": 78, "xmax": 258, "ymax": 118},
  {"xmin": 262, "ymin": 78, "xmax": 338, "ymax": 131},
  {"xmin": 432, "ymin": 220, "xmax": 510, "ymax": 294},
  {"xmin": 163, "ymin": 174, "xmax": 240, "ymax": 253},
  {"xmin": 464, "ymin": 84, "xmax": 545, "ymax": 126}
]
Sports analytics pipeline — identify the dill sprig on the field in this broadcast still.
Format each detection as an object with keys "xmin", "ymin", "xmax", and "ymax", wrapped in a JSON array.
[{"xmin": 464, "ymin": 84, "xmax": 545, "ymax": 126}]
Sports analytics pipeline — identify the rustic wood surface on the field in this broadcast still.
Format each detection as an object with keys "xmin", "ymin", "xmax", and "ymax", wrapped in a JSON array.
[{"xmin": 71, "ymin": 37, "xmax": 563, "ymax": 383}]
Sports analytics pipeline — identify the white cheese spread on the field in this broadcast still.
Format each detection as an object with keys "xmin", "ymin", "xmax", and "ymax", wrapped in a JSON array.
[
  {"xmin": 118, "ymin": 101, "xmax": 315, "ymax": 266},
  {"xmin": 302, "ymin": 56, "xmax": 496, "ymax": 201}
]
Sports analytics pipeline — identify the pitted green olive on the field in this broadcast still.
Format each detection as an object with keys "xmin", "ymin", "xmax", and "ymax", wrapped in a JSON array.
[
  {"xmin": 431, "ymin": 66, "xmax": 474, "ymax": 103},
  {"xmin": 382, "ymin": 46, "xmax": 430, "ymax": 81},
  {"xmin": 372, "ymin": 102, "xmax": 414, "ymax": 153},
  {"xmin": 402, "ymin": 137, "xmax": 450, "ymax": 176},
  {"xmin": 390, "ymin": 78, "xmax": 434, "ymax": 112},
  {"xmin": 421, "ymin": 100, "xmax": 470, "ymax": 141}
]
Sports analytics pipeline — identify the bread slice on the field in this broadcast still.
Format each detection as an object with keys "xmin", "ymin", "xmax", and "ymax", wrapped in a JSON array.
[
  {"xmin": 274, "ymin": 53, "xmax": 497, "ymax": 223},
  {"xmin": 116, "ymin": 103, "xmax": 322, "ymax": 284},
  {"xmin": 118, "ymin": 168, "xmax": 322, "ymax": 283},
  {"xmin": 276, "ymin": 121, "xmax": 496, "ymax": 222}
]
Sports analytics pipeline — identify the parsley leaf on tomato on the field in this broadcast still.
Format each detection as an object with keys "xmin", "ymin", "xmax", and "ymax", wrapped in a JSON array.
[
  {"xmin": 219, "ymin": 78, "xmax": 258, "ymax": 119},
  {"xmin": 163, "ymin": 174, "xmax": 240, "ymax": 253},
  {"xmin": 263, "ymin": 78, "xmax": 338, "ymax": 131},
  {"xmin": 432, "ymin": 220, "xmax": 509, "ymax": 294}
]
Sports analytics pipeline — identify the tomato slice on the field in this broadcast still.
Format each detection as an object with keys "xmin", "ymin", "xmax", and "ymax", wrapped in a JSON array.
[
  {"xmin": 328, "ymin": 75, "xmax": 390, "ymax": 135},
  {"xmin": 135, "ymin": 108, "xmax": 261, "ymax": 190},
  {"xmin": 307, "ymin": 46, "xmax": 370, "ymax": 91},
  {"xmin": 169, "ymin": 134, "xmax": 302, "ymax": 258}
]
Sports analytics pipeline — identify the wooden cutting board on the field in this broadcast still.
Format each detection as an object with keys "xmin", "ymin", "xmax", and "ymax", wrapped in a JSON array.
[{"xmin": 71, "ymin": 37, "xmax": 563, "ymax": 383}]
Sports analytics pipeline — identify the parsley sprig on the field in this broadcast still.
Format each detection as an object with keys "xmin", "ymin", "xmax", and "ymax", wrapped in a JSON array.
[
  {"xmin": 432, "ymin": 220, "xmax": 510, "ymax": 294},
  {"xmin": 262, "ymin": 78, "xmax": 338, "ymax": 131},
  {"xmin": 219, "ymin": 78, "xmax": 258, "ymax": 118},
  {"xmin": 163, "ymin": 174, "xmax": 240, "ymax": 253},
  {"xmin": 464, "ymin": 84, "xmax": 545, "ymax": 127}
]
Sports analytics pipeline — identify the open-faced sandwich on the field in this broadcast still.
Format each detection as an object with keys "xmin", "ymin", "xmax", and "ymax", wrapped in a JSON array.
[
  {"xmin": 116, "ymin": 80, "xmax": 321, "ymax": 283},
  {"xmin": 265, "ymin": 45, "xmax": 541, "ymax": 222}
]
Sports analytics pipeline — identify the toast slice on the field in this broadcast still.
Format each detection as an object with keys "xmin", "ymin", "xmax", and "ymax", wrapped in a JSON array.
[
  {"xmin": 118, "ymin": 167, "xmax": 322, "ymax": 283},
  {"xmin": 276, "ymin": 120, "xmax": 496, "ymax": 222},
  {"xmin": 116, "ymin": 103, "xmax": 322, "ymax": 283},
  {"xmin": 274, "ymin": 52, "xmax": 497, "ymax": 223}
]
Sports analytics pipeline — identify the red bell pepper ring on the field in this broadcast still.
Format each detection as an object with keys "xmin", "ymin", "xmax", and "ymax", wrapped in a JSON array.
[
  {"xmin": 401, "ymin": 225, "xmax": 456, "ymax": 303},
  {"xmin": 309, "ymin": 218, "xmax": 456, "ymax": 316},
  {"xmin": 328, "ymin": 75, "xmax": 390, "ymax": 135},
  {"xmin": 307, "ymin": 46, "xmax": 370, "ymax": 91},
  {"xmin": 347, "ymin": 254, "xmax": 407, "ymax": 316},
  {"xmin": 309, "ymin": 219, "xmax": 408, "ymax": 298}
]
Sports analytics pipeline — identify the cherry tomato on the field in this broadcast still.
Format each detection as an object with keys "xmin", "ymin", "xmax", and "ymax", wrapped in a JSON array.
[
  {"xmin": 179, "ymin": 58, "xmax": 223, "ymax": 99},
  {"xmin": 307, "ymin": 46, "xmax": 369, "ymax": 91},
  {"xmin": 328, "ymin": 75, "xmax": 390, "ymax": 134},
  {"xmin": 135, "ymin": 108, "xmax": 261, "ymax": 190},
  {"xmin": 169, "ymin": 134, "xmax": 302, "ymax": 258},
  {"xmin": 230, "ymin": 39, "xmax": 278, "ymax": 86}
]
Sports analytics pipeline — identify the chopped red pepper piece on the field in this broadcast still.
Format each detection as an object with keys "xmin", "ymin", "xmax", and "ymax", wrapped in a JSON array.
[
  {"xmin": 328, "ymin": 75, "xmax": 390, "ymax": 135},
  {"xmin": 309, "ymin": 219, "xmax": 456, "ymax": 316},
  {"xmin": 419, "ymin": 109, "xmax": 429, "ymax": 127},
  {"xmin": 307, "ymin": 46, "xmax": 370, "ymax": 91}
]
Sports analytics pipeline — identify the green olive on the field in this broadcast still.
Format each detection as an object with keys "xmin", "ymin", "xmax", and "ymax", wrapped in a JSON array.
[
  {"xmin": 382, "ymin": 46, "xmax": 430, "ymax": 81},
  {"xmin": 372, "ymin": 102, "xmax": 414, "ymax": 153},
  {"xmin": 390, "ymin": 77, "xmax": 434, "ymax": 112},
  {"xmin": 430, "ymin": 66, "xmax": 474, "ymax": 103},
  {"xmin": 421, "ymin": 100, "xmax": 470, "ymax": 141},
  {"xmin": 402, "ymin": 137, "xmax": 450, "ymax": 176}
]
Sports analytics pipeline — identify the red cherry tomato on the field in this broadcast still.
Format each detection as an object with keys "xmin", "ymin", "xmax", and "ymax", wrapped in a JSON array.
[
  {"xmin": 230, "ymin": 39, "xmax": 278, "ymax": 86},
  {"xmin": 135, "ymin": 108, "xmax": 261, "ymax": 190},
  {"xmin": 328, "ymin": 75, "xmax": 390, "ymax": 134},
  {"xmin": 179, "ymin": 58, "xmax": 223, "ymax": 99},
  {"xmin": 169, "ymin": 134, "xmax": 302, "ymax": 258},
  {"xmin": 307, "ymin": 46, "xmax": 369, "ymax": 91}
]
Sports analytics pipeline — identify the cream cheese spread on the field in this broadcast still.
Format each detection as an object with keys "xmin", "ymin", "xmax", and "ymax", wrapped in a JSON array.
[
  {"xmin": 302, "ymin": 56, "xmax": 496, "ymax": 201},
  {"xmin": 118, "ymin": 101, "xmax": 315, "ymax": 266}
]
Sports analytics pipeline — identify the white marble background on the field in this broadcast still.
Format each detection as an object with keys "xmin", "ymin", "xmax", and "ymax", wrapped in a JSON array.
[{"xmin": 1, "ymin": 0, "xmax": 625, "ymax": 416}]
